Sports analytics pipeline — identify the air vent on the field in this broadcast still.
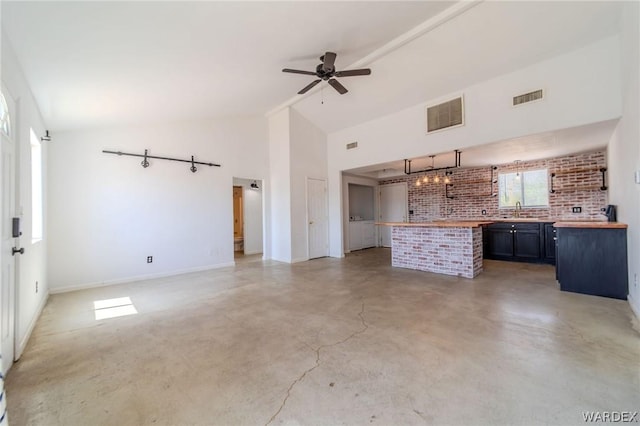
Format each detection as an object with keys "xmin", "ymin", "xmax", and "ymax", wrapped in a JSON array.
[
  {"xmin": 513, "ymin": 89, "xmax": 543, "ymax": 106},
  {"xmin": 346, "ymin": 141, "xmax": 358, "ymax": 150},
  {"xmin": 426, "ymin": 96, "xmax": 464, "ymax": 133}
]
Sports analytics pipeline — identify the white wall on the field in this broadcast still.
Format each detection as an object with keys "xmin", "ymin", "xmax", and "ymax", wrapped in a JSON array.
[
  {"xmin": 327, "ymin": 36, "xmax": 622, "ymax": 257},
  {"xmin": 48, "ymin": 117, "xmax": 267, "ymax": 291},
  {"xmin": 608, "ymin": 1, "xmax": 640, "ymax": 318},
  {"xmin": 232, "ymin": 177, "xmax": 263, "ymax": 256},
  {"xmin": 1, "ymin": 36, "xmax": 49, "ymax": 358},
  {"xmin": 267, "ymin": 108, "xmax": 292, "ymax": 262},
  {"xmin": 289, "ymin": 109, "xmax": 327, "ymax": 262}
]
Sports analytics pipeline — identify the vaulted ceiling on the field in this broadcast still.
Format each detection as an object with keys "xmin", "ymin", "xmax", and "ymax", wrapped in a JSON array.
[{"xmin": 2, "ymin": 1, "xmax": 622, "ymax": 136}]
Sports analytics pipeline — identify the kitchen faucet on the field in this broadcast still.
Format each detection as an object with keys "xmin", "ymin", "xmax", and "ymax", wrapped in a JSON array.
[{"xmin": 514, "ymin": 201, "xmax": 522, "ymax": 218}]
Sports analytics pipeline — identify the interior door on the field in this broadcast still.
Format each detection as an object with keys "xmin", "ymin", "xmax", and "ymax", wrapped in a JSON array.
[
  {"xmin": 379, "ymin": 183, "xmax": 407, "ymax": 247},
  {"xmin": 233, "ymin": 186, "xmax": 243, "ymax": 239},
  {"xmin": 0, "ymin": 88, "xmax": 17, "ymax": 374},
  {"xmin": 307, "ymin": 178, "xmax": 329, "ymax": 259}
]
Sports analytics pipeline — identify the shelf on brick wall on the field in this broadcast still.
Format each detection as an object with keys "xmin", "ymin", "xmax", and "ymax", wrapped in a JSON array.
[
  {"xmin": 449, "ymin": 178, "xmax": 495, "ymax": 185},
  {"xmin": 551, "ymin": 166, "xmax": 602, "ymax": 177},
  {"xmin": 550, "ymin": 167, "xmax": 607, "ymax": 193},
  {"xmin": 548, "ymin": 185, "xmax": 605, "ymax": 193}
]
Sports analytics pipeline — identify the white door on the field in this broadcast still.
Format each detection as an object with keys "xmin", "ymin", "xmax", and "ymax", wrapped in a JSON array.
[
  {"xmin": 307, "ymin": 178, "xmax": 329, "ymax": 259},
  {"xmin": 379, "ymin": 183, "xmax": 408, "ymax": 247},
  {"xmin": 0, "ymin": 88, "xmax": 17, "ymax": 374}
]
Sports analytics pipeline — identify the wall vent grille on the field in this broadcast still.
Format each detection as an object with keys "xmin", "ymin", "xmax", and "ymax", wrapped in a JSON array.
[
  {"xmin": 513, "ymin": 89, "xmax": 543, "ymax": 106},
  {"xmin": 426, "ymin": 96, "xmax": 464, "ymax": 133},
  {"xmin": 346, "ymin": 141, "xmax": 358, "ymax": 150}
]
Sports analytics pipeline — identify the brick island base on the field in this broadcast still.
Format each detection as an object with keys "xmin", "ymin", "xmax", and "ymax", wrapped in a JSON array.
[{"xmin": 390, "ymin": 225, "xmax": 484, "ymax": 278}]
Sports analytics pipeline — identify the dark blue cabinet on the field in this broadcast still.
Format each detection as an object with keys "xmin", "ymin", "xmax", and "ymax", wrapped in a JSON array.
[
  {"xmin": 484, "ymin": 222, "xmax": 554, "ymax": 264},
  {"xmin": 556, "ymin": 226, "xmax": 628, "ymax": 300}
]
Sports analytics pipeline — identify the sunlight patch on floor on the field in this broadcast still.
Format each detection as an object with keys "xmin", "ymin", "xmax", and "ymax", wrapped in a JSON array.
[{"xmin": 93, "ymin": 297, "xmax": 137, "ymax": 320}]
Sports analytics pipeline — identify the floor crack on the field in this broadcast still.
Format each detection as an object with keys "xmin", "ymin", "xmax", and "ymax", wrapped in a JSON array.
[{"xmin": 265, "ymin": 301, "xmax": 368, "ymax": 426}]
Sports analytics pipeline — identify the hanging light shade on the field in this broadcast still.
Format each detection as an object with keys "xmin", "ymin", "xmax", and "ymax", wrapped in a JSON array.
[{"xmin": 514, "ymin": 160, "xmax": 521, "ymax": 180}]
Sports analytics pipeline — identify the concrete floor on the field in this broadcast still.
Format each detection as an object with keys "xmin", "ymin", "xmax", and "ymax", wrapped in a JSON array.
[{"xmin": 5, "ymin": 248, "xmax": 640, "ymax": 425}]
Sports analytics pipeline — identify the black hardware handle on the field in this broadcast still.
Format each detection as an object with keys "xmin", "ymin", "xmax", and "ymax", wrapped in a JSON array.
[{"xmin": 12, "ymin": 247, "xmax": 24, "ymax": 256}]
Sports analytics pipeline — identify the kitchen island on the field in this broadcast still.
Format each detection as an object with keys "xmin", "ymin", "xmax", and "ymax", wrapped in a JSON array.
[{"xmin": 377, "ymin": 221, "xmax": 493, "ymax": 278}]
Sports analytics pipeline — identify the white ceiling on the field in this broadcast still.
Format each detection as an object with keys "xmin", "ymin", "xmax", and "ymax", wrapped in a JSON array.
[
  {"xmin": 1, "ymin": 1, "xmax": 453, "ymax": 131},
  {"xmin": 290, "ymin": 1, "xmax": 622, "ymax": 133},
  {"xmin": 1, "ymin": 1, "xmax": 624, "ymax": 167}
]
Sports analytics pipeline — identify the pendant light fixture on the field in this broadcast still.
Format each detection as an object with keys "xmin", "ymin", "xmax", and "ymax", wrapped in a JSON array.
[
  {"xmin": 429, "ymin": 155, "xmax": 440, "ymax": 183},
  {"xmin": 515, "ymin": 160, "xmax": 521, "ymax": 180}
]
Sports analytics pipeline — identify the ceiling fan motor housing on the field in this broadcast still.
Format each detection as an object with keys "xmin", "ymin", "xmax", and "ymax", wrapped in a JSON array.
[{"xmin": 316, "ymin": 63, "xmax": 334, "ymax": 79}]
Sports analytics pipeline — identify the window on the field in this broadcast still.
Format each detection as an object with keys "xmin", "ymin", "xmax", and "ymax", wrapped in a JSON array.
[
  {"xmin": 0, "ymin": 92, "xmax": 11, "ymax": 137},
  {"xmin": 30, "ymin": 129, "xmax": 43, "ymax": 243},
  {"xmin": 499, "ymin": 169, "xmax": 549, "ymax": 208}
]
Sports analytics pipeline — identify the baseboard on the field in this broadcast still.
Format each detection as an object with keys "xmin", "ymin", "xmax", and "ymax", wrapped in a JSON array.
[
  {"xmin": 15, "ymin": 290, "xmax": 49, "ymax": 360},
  {"xmin": 243, "ymin": 250, "xmax": 263, "ymax": 256},
  {"xmin": 290, "ymin": 257, "xmax": 309, "ymax": 264},
  {"xmin": 628, "ymin": 293, "xmax": 640, "ymax": 321},
  {"xmin": 50, "ymin": 262, "xmax": 236, "ymax": 294}
]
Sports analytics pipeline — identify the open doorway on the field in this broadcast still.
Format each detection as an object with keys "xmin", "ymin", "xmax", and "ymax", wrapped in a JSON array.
[{"xmin": 232, "ymin": 178, "xmax": 264, "ymax": 261}]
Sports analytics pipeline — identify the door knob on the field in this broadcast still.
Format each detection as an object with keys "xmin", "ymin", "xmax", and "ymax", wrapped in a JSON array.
[
  {"xmin": 12, "ymin": 247, "xmax": 24, "ymax": 256},
  {"xmin": 309, "ymin": 221, "xmax": 314, "ymax": 225}
]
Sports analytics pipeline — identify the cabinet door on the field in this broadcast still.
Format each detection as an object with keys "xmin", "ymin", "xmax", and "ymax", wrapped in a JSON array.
[
  {"xmin": 361, "ymin": 222, "xmax": 376, "ymax": 248},
  {"xmin": 488, "ymin": 228, "xmax": 514, "ymax": 257},
  {"xmin": 513, "ymin": 229, "xmax": 540, "ymax": 259},
  {"xmin": 543, "ymin": 223, "xmax": 556, "ymax": 261},
  {"xmin": 349, "ymin": 222, "xmax": 362, "ymax": 250}
]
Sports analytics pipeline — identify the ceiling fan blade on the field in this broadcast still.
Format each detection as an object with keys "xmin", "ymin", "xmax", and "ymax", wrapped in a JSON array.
[
  {"xmin": 322, "ymin": 51, "xmax": 337, "ymax": 72},
  {"xmin": 334, "ymin": 69, "xmax": 371, "ymax": 77},
  {"xmin": 328, "ymin": 78, "xmax": 348, "ymax": 95},
  {"xmin": 298, "ymin": 79, "xmax": 321, "ymax": 94},
  {"xmin": 283, "ymin": 68, "xmax": 317, "ymax": 76}
]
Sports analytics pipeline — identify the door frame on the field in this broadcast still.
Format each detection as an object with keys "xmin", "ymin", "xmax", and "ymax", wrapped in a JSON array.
[
  {"xmin": 306, "ymin": 177, "xmax": 329, "ymax": 260},
  {"xmin": 0, "ymin": 83, "xmax": 19, "ymax": 374}
]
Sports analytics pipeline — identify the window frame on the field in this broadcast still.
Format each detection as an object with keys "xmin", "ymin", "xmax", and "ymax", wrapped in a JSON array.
[{"xmin": 498, "ymin": 168, "xmax": 549, "ymax": 209}]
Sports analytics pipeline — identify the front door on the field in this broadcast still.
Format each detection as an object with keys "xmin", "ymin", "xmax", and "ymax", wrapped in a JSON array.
[
  {"xmin": 0, "ymin": 88, "xmax": 17, "ymax": 374},
  {"xmin": 307, "ymin": 178, "xmax": 329, "ymax": 259},
  {"xmin": 379, "ymin": 183, "xmax": 408, "ymax": 247}
]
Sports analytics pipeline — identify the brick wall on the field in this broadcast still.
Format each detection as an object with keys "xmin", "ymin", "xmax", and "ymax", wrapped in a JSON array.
[
  {"xmin": 381, "ymin": 150, "xmax": 607, "ymax": 222},
  {"xmin": 391, "ymin": 226, "xmax": 483, "ymax": 278}
]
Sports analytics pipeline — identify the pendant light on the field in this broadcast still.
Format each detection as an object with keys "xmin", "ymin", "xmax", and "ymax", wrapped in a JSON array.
[{"xmin": 515, "ymin": 160, "xmax": 521, "ymax": 180}]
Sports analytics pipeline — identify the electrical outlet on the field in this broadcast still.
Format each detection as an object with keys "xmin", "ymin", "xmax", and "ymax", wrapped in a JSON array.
[
  {"xmin": 409, "ymin": 210, "xmax": 414, "ymax": 215},
  {"xmin": 572, "ymin": 206, "xmax": 582, "ymax": 213},
  {"xmin": 147, "ymin": 256, "xmax": 153, "ymax": 263},
  {"xmin": 35, "ymin": 281, "xmax": 38, "ymax": 293},
  {"xmin": 481, "ymin": 209, "xmax": 487, "ymax": 215}
]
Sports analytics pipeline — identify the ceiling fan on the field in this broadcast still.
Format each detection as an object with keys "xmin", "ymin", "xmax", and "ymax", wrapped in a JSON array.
[{"xmin": 282, "ymin": 51, "xmax": 371, "ymax": 95}]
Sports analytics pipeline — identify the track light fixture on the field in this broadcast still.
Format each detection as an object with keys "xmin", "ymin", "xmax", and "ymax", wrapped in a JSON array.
[
  {"xmin": 41, "ymin": 130, "xmax": 51, "ymax": 142},
  {"xmin": 250, "ymin": 181, "xmax": 260, "ymax": 189}
]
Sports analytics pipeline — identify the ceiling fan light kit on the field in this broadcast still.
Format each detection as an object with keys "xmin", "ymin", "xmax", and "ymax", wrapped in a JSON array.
[{"xmin": 282, "ymin": 51, "xmax": 371, "ymax": 95}]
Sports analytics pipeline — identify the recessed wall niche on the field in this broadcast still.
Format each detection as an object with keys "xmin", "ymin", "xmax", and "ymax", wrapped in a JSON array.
[{"xmin": 348, "ymin": 184, "xmax": 374, "ymax": 221}]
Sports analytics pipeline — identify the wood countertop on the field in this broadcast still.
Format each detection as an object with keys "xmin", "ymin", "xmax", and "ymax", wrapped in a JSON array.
[
  {"xmin": 376, "ymin": 221, "xmax": 494, "ymax": 228},
  {"xmin": 553, "ymin": 221, "xmax": 628, "ymax": 229}
]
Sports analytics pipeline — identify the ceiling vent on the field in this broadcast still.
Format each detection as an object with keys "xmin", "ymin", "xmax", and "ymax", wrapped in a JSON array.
[
  {"xmin": 346, "ymin": 141, "xmax": 358, "ymax": 150},
  {"xmin": 513, "ymin": 89, "xmax": 543, "ymax": 106},
  {"xmin": 426, "ymin": 96, "xmax": 464, "ymax": 133}
]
